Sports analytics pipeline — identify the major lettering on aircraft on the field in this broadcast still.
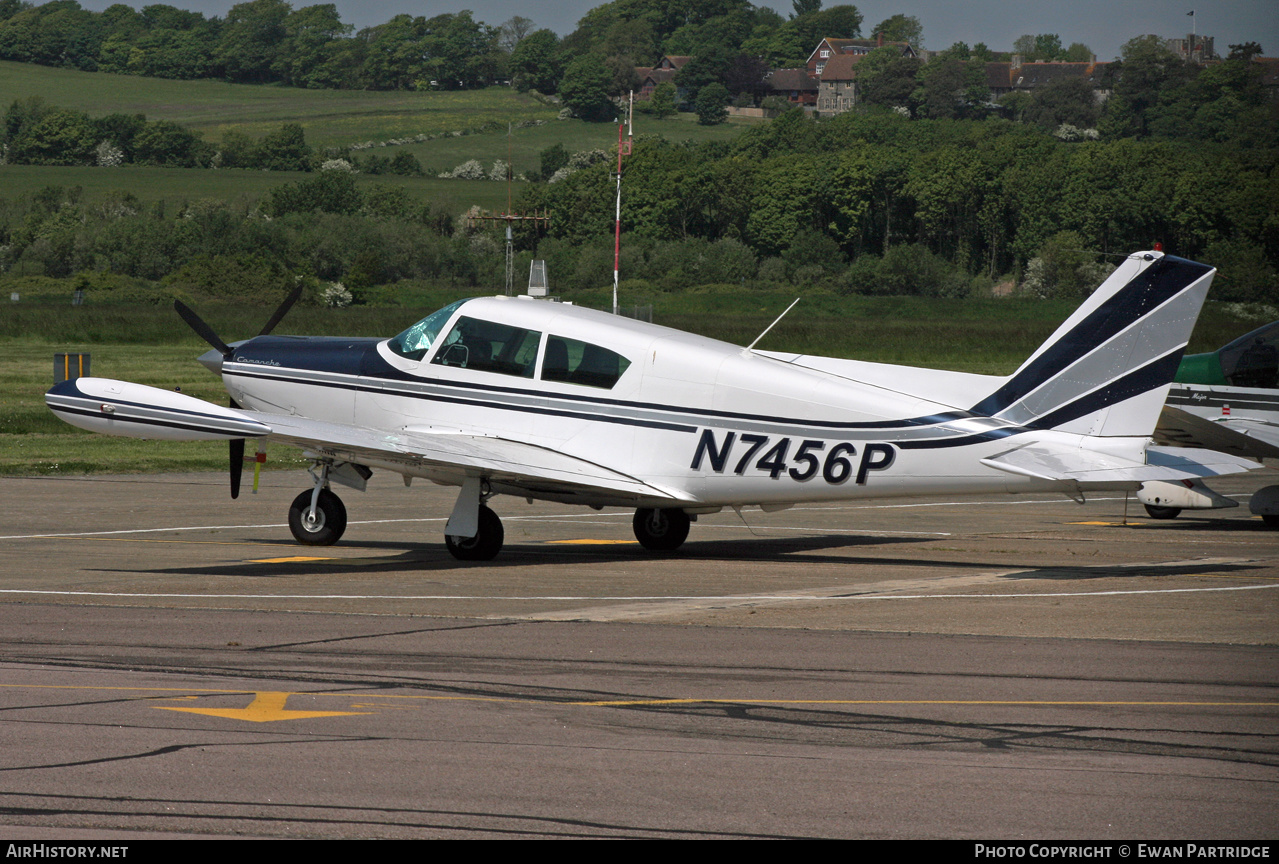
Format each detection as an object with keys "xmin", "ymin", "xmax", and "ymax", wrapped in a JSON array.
[{"xmin": 691, "ymin": 429, "xmax": 896, "ymax": 484}]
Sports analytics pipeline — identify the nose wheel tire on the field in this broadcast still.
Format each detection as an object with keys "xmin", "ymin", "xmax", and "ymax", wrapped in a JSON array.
[
  {"xmin": 1143, "ymin": 504, "xmax": 1182, "ymax": 520},
  {"xmin": 445, "ymin": 505, "xmax": 504, "ymax": 561},
  {"xmin": 633, "ymin": 507, "xmax": 690, "ymax": 552},
  {"xmin": 288, "ymin": 488, "xmax": 347, "ymax": 546}
]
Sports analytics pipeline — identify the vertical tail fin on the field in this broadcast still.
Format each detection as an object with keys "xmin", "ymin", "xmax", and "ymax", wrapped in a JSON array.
[{"xmin": 972, "ymin": 252, "xmax": 1215, "ymax": 437}]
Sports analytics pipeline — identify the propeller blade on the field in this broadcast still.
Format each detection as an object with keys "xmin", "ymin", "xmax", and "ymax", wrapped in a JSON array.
[
  {"xmin": 230, "ymin": 437, "xmax": 245, "ymax": 500},
  {"xmin": 259, "ymin": 282, "xmax": 304, "ymax": 337},
  {"xmin": 174, "ymin": 300, "xmax": 234, "ymax": 358}
]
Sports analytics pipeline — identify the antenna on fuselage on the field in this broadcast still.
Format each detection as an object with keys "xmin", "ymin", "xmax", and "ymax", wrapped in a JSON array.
[{"xmin": 744, "ymin": 297, "xmax": 801, "ymax": 353}]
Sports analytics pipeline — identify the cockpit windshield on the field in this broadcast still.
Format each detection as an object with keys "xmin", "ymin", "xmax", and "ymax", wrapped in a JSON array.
[{"xmin": 386, "ymin": 299, "xmax": 470, "ymax": 361}]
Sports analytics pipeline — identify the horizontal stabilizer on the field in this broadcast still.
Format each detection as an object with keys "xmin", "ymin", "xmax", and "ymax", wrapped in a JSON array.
[
  {"xmin": 1154, "ymin": 406, "xmax": 1279, "ymax": 460},
  {"xmin": 982, "ymin": 442, "xmax": 1257, "ymax": 485},
  {"xmin": 1222, "ymin": 418, "xmax": 1279, "ymax": 451}
]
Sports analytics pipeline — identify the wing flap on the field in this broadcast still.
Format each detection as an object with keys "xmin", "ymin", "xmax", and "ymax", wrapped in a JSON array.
[{"xmin": 246, "ymin": 411, "xmax": 684, "ymax": 502}]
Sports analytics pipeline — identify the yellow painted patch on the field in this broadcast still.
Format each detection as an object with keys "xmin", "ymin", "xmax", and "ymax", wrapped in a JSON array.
[
  {"xmin": 1065, "ymin": 521, "xmax": 1148, "ymax": 527},
  {"xmin": 157, "ymin": 691, "xmax": 370, "ymax": 723},
  {"xmin": 546, "ymin": 539, "xmax": 639, "ymax": 545},
  {"xmin": 248, "ymin": 555, "xmax": 335, "ymax": 563}
]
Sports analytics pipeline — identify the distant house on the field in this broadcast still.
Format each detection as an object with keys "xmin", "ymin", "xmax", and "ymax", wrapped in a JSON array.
[
  {"xmin": 765, "ymin": 68, "xmax": 818, "ymax": 106},
  {"xmin": 807, "ymin": 35, "xmax": 918, "ymax": 78},
  {"xmin": 635, "ymin": 55, "xmax": 691, "ymax": 100},
  {"xmin": 816, "ymin": 53, "xmax": 864, "ymax": 114},
  {"xmin": 987, "ymin": 58, "xmax": 1109, "ymax": 99}
]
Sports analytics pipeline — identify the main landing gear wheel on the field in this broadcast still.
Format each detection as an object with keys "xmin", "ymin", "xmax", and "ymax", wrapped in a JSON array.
[
  {"xmin": 633, "ymin": 507, "xmax": 690, "ymax": 552},
  {"xmin": 288, "ymin": 488, "xmax": 347, "ymax": 546},
  {"xmin": 445, "ymin": 505, "xmax": 504, "ymax": 561},
  {"xmin": 1143, "ymin": 504, "xmax": 1182, "ymax": 520}
]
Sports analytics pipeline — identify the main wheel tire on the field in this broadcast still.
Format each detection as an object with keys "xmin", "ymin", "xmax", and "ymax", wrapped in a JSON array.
[
  {"xmin": 633, "ymin": 507, "xmax": 690, "ymax": 552},
  {"xmin": 288, "ymin": 488, "xmax": 347, "ymax": 546},
  {"xmin": 1143, "ymin": 504, "xmax": 1182, "ymax": 520},
  {"xmin": 445, "ymin": 505, "xmax": 504, "ymax": 561}
]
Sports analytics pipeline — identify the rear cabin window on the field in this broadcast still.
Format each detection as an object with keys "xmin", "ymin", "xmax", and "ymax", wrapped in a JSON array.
[
  {"xmin": 430, "ymin": 316, "xmax": 541, "ymax": 377},
  {"xmin": 541, "ymin": 336, "xmax": 631, "ymax": 389}
]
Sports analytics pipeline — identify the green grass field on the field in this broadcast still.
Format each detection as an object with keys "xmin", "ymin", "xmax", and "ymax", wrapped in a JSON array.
[
  {"xmin": 0, "ymin": 61, "xmax": 557, "ymax": 147},
  {"xmin": 406, "ymin": 113, "xmax": 759, "ymax": 176},
  {"xmin": 0, "ymin": 163, "xmax": 523, "ymax": 214}
]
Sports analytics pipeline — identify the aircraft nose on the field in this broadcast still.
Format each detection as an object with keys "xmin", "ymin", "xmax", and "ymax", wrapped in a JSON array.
[{"xmin": 197, "ymin": 348, "xmax": 224, "ymax": 375}]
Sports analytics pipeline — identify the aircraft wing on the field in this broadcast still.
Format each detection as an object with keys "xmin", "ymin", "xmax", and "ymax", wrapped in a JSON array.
[
  {"xmin": 1153, "ymin": 406, "xmax": 1279, "ymax": 460},
  {"xmin": 246, "ymin": 411, "xmax": 685, "ymax": 503},
  {"xmin": 981, "ymin": 442, "xmax": 1258, "ymax": 486}
]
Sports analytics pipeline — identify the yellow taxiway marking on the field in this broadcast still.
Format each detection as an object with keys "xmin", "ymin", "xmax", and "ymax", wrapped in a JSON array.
[
  {"xmin": 1, "ymin": 684, "xmax": 1273, "ymax": 714},
  {"xmin": 155, "ymin": 691, "xmax": 371, "ymax": 723},
  {"xmin": 1066, "ymin": 521, "xmax": 1151, "ymax": 527},
  {"xmin": 546, "ymin": 539, "xmax": 639, "ymax": 546},
  {"xmin": 248, "ymin": 556, "xmax": 336, "ymax": 563}
]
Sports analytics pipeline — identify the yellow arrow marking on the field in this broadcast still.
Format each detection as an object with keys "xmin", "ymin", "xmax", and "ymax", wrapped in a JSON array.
[
  {"xmin": 248, "ymin": 556, "xmax": 335, "ymax": 563},
  {"xmin": 156, "ymin": 691, "xmax": 371, "ymax": 723}
]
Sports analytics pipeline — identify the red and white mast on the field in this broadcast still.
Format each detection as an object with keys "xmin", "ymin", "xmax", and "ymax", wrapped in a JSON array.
[{"xmin": 612, "ymin": 91, "xmax": 633, "ymax": 316}]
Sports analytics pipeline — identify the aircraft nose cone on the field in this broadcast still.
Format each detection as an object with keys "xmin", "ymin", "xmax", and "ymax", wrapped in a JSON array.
[{"xmin": 198, "ymin": 348, "xmax": 225, "ymax": 375}]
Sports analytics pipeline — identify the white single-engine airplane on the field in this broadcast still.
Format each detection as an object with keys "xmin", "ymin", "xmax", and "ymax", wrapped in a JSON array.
[{"xmin": 46, "ymin": 251, "xmax": 1257, "ymax": 560}]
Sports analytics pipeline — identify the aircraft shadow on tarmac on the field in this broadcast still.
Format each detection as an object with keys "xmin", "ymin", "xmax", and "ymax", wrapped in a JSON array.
[{"xmin": 104, "ymin": 533, "xmax": 996, "ymax": 579}]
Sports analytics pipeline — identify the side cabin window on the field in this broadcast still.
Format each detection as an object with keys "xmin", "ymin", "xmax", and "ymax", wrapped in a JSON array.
[
  {"xmin": 541, "ymin": 336, "xmax": 631, "ymax": 389},
  {"xmin": 430, "ymin": 316, "xmax": 541, "ymax": 377}
]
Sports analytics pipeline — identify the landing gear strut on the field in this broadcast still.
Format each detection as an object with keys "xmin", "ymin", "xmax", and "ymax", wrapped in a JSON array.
[
  {"xmin": 632, "ymin": 507, "xmax": 690, "ymax": 552},
  {"xmin": 288, "ymin": 462, "xmax": 347, "ymax": 546},
  {"xmin": 445, "ymin": 504, "xmax": 504, "ymax": 561}
]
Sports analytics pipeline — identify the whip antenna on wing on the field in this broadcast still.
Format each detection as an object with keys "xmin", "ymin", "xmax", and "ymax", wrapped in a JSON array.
[{"xmin": 745, "ymin": 297, "xmax": 801, "ymax": 352}]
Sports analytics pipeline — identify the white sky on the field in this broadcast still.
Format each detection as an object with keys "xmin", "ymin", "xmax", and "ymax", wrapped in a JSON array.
[{"xmin": 69, "ymin": 0, "xmax": 1278, "ymax": 63}]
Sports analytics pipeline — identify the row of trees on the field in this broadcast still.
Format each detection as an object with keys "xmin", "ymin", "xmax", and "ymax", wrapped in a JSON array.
[
  {"xmin": 0, "ymin": 0, "xmax": 958, "ymax": 102},
  {"xmin": 516, "ymin": 111, "xmax": 1277, "ymax": 301},
  {"xmin": 0, "ymin": 96, "xmax": 318, "ymax": 168},
  {"xmin": 814, "ymin": 36, "xmax": 1275, "ymax": 147},
  {"xmin": 2, "ymin": 110, "xmax": 1273, "ymax": 304},
  {"xmin": 0, "ymin": 0, "xmax": 509, "ymax": 88},
  {"xmin": 0, "ymin": 98, "xmax": 434, "ymax": 174}
]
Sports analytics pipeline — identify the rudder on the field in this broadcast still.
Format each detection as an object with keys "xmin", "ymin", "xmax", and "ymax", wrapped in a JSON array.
[{"xmin": 971, "ymin": 251, "xmax": 1216, "ymax": 437}]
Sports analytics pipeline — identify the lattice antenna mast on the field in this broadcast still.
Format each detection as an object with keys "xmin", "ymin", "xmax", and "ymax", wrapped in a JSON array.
[
  {"xmin": 468, "ymin": 122, "xmax": 550, "ymax": 295},
  {"xmin": 612, "ymin": 91, "xmax": 634, "ymax": 315}
]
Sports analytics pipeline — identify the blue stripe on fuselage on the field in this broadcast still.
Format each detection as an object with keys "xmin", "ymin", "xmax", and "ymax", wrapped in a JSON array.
[{"xmin": 229, "ymin": 337, "xmax": 981, "ymax": 433}]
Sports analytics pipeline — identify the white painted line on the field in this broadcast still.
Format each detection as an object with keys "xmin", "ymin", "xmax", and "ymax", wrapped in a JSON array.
[{"xmin": 1, "ymin": 584, "xmax": 1275, "ymax": 603}]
